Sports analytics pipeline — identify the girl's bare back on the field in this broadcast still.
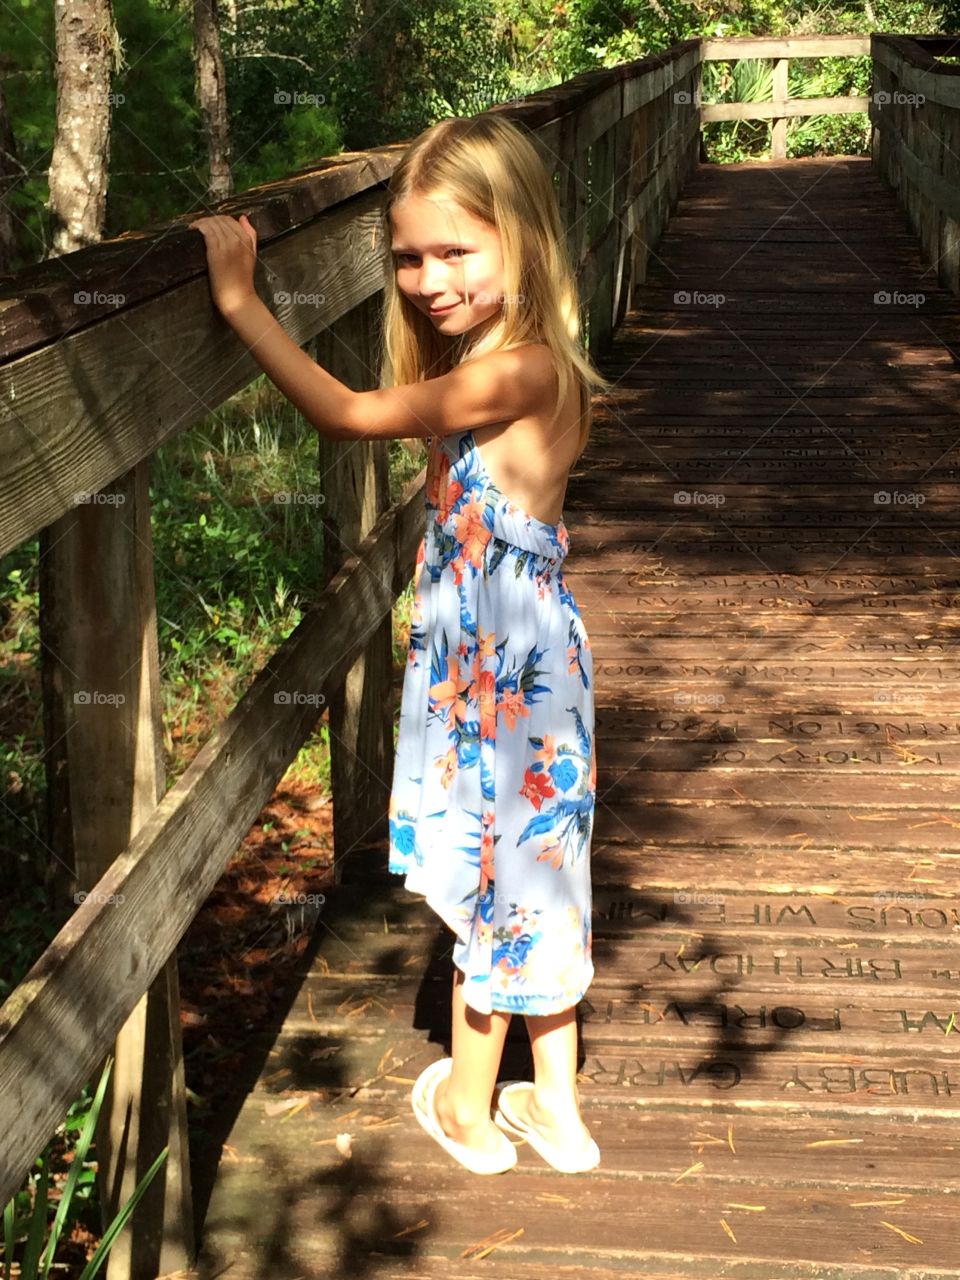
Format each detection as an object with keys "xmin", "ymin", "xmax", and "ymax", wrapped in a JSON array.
[{"xmin": 470, "ymin": 367, "xmax": 584, "ymax": 527}]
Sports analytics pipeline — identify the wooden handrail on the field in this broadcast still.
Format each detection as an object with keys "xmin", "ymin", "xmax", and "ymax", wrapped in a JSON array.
[
  {"xmin": 700, "ymin": 34, "xmax": 872, "ymax": 159},
  {"xmin": 871, "ymin": 34, "xmax": 960, "ymax": 295}
]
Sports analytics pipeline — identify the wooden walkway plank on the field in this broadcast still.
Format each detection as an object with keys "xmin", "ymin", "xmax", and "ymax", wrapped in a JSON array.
[{"xmin": 194, "ymin": 156, "xmax": 960, "ymax": 1277}]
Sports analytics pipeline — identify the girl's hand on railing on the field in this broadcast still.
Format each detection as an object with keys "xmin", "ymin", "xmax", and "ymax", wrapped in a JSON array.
[{"xmin": 187, "ymin": 213, "xmax": 258, "ymax": 319}]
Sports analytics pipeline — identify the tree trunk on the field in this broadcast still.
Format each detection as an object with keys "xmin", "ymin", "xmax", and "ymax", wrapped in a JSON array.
[
  {"xmin": 194, "ymin": 0, "xmax": 233, "ymax": 203},
  {"xmin": 49, "ymin": 0, "xmax": 114, "ymax": 255},
  {"xmin": 41, "ymin": 3, "xmax": 195, "ymax": 1273}
]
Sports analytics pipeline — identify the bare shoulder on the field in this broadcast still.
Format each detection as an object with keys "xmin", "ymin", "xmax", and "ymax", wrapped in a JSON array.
[
  {"xmin": 513, "ymin": 340, "xmax": 560, "ymax": 393},
  {"xmin": 476, "ymin": 341, "xmax": 559, "ymax": 408}
]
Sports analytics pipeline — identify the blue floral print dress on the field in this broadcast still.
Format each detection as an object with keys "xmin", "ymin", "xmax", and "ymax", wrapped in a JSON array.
[{"xmin": 387, "ymin": 428, "xmax": 596, "ymax": 1016}]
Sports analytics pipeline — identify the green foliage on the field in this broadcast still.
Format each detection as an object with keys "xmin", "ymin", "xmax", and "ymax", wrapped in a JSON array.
[
  {"xmin": 698, "ymin": 0, "xmax": 947, "ymax": 161},
  {"xmin": 107, "ymin": 0, "xmax": 201, "ymax": 235},
  {"xmin": 279, "ymin": 0, "xmax": 516, "ymax": 149},
  {"xmin": 148, "ymin": 385, "xmax": 324, "ymax": 761},
  {"xmin": 2, "ymin": 2, "xmax": 57, "ymax": 267},
  {"xmin": 0, "ymin": 881, "xmax": 64, "ymax": 1001},
  {"xmin": 3, "ymin": 0, "xmax": 955, "ymax": 270},
  {"xmin": 0, "ymin": 550, "xmax": 47, "ymax": 892},
  {"xmin": 233, "ymin": 105, "xmax": 341, "ymax": 193},
  {"xmin": 1, "ymin": 1057, "xmax": 168, "ymax": 1280}
]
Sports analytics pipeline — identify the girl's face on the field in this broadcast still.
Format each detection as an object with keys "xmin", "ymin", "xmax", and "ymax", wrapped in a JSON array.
[{"xmin": 389, "ymin": 193, "xmax": 506, "ymax": 338}]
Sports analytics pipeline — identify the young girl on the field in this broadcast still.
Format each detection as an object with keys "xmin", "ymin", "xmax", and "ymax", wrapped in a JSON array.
[{"xmin": 189, "ymin": 113, "xmax": 609, "ymax": 1177}]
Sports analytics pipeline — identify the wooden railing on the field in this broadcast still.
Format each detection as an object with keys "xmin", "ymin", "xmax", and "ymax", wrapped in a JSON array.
[
  {"xmin": 0, "ymin": 40, "xmax": 700, "ymax": 1272},
  {"xmin": 700, "ymin": 33, "xmax": 872, "ymax": 160},
  {"xmin": 871, "ymin": 34, "xmax": 960, "ymax": 296}
]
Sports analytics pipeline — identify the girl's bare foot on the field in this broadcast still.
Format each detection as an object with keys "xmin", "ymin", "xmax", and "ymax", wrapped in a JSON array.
[
  {"xmin": 434, "ymin": 1076, "xmax": 507, "ymax": 1154},
  {"xmin": 504, "ymin": 1083, "xmax": 595, "ymax": 1154}
]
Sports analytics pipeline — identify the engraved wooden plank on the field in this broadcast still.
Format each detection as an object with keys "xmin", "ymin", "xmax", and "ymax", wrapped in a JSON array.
[
  {"xmin": 702, "ymin": 95, "xmax": 870, "ymax": 125},
  {"xmin": 274, "ymin": 1001, "xmax": 960, "ymax": 1071},
  {"xmin": 592, "ymin": 666, "xmax": 960, "ymax": 691},
  {"xmin": 229, "ymin": 1021, "xmax": 960, "ymax": 1115},
  {"xmin": 591, "ymin": 738, "xmax": 960, "ymax": 771},
  {"xmin": 570, "ymin": 509, "xmax": 960, "ymax": 529},
  {"xmin": 593, "ymin": 707, "xmax": 960, "ymax": 744},
  {"xmin": 594, "ymin": 801, "xmax": 960, "ymax": 851}
]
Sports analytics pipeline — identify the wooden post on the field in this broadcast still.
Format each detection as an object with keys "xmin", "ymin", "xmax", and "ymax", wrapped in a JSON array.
[
  {"xmin": 587, "ymin": 124, "xmax": 617, "ymax": 356},
  {"xmin": 314, "ymin": 291, "xmax": 394, "ymax": 882},
  {"xmin": 611, "ymin": 112, "xmax": 633, "ymax": 330},
  {"xmin": 771, "ymin": 57, "xmax": 789, "ymax": 159},
  {"xmin": 556, "ymin": 110, "xmax": 588, "ymax": 297},
  {"xmin": 942, "ymin": 107, "xmax": 960, "ymax": 295},
  {"xmin": 572, "ymin": 139, "xmax": 592, "ymax": 344},
  {"xmin": 38, "ymin": 461, "xmax": 193, "ymax": 1278}
]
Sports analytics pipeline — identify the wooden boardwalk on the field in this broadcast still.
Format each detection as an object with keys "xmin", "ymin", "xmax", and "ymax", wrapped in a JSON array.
[{"xmin": 194, "ymin": 156, "xmax": 960, "ymax": 1278}]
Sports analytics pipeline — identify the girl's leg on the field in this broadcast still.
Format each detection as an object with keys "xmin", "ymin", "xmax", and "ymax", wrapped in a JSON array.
[
  {"xmin": 516, "ymin": 1005, "xmax": 594, "ymax": 1148},
  {"xmin": 434, "ymin": 965, "xmax": 513, "ymax": 1152}
]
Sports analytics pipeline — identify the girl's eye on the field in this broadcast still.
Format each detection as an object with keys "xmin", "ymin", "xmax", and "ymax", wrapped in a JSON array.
[{"xmin": 395, "ymin": 249, "xmax": 468, "ymax": 264}]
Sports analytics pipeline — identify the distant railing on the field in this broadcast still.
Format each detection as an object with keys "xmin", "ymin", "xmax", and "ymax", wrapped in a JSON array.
[
  {"xmin": 699, "ymin": 33, "xmax": 872, "ymax": 160},
  {"xmin": 871, "ymin": 34, "xmax": 960, "ymax": 296}
]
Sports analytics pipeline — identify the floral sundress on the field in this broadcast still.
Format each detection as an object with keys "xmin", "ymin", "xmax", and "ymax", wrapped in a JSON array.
[{"xmin": 387, "ymin": 428, "xmax": 596, "ymax": 1016}]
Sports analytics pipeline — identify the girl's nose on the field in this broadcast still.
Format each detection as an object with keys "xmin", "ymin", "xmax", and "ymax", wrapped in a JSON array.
[{"xmin": 419, "ymin": 257, "xmax": 448, "ymax": 295}]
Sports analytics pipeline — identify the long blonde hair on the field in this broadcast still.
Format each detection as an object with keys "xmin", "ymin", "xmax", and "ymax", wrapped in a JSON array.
[{"xmin": 379, "ymin": 113, "xmax": 610, "ymax": 460}]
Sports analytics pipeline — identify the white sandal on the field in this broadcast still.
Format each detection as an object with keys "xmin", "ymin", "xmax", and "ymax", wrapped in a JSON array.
[
  {"xmin": 411, "ymin": 1057, "xmax": 518, "ymax": 1175},
  {"xmin": 493, "ymin": 1081, "xmax": 601, "ymax": 1173}
]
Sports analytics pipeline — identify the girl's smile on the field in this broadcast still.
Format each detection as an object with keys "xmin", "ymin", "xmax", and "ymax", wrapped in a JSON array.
[{"xmin": 390, "ymin": 194, "xmax": 506, "ymax": 337}]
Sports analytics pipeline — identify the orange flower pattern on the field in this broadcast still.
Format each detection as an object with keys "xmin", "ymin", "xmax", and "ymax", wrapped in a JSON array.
[{"xmin": 388, "ymin": 430, "xmax": 595, "ymax": 1015}]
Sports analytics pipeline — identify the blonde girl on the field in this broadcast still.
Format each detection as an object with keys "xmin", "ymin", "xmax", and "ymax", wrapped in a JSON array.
[{"xmin": 190, "ymin": 111, "xmax": 610, "ymax": 1176}]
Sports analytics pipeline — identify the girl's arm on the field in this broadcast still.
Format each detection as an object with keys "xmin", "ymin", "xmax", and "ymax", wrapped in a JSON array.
[{"xmin": 188, "ymin": 213, "xmax": 556, "ymax": 443}]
